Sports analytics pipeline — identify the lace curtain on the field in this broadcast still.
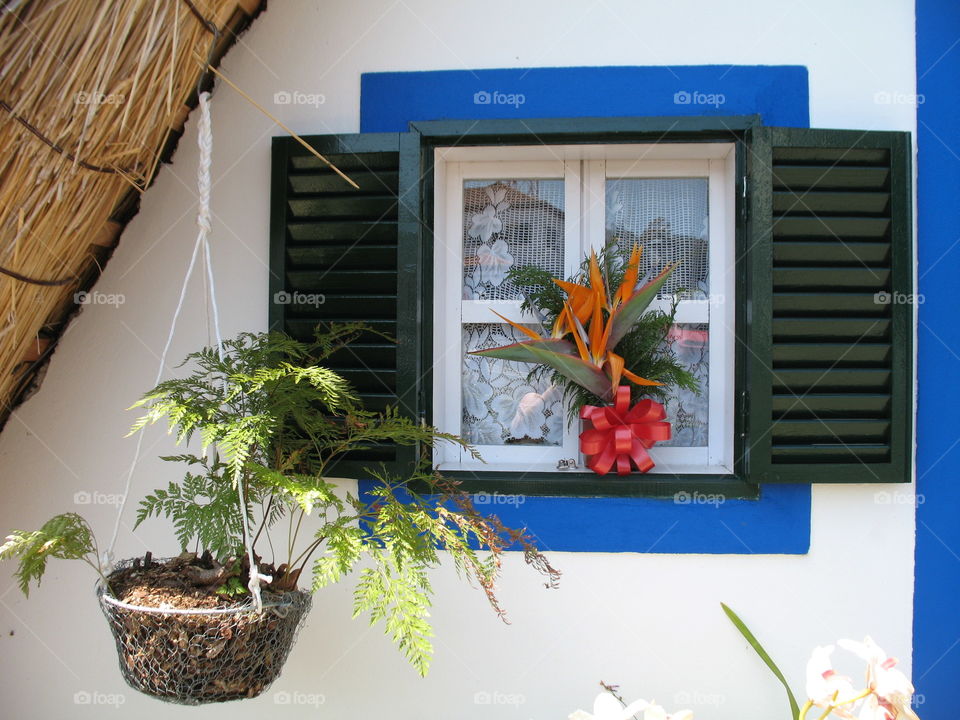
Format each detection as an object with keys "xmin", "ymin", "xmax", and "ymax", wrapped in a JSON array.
[
  {"xmin": 462, "ymin": 179, "xmax": 565, "ymax": 301},
  {"xmin": 606, "ymin": 178, "xmax": 709, "ymax": 299},
  {"xmin": 458, "ymin": 178, "xmax": 710, "ymax": 449},
  {"xmin": 462, "ymin": 323, "xmax": 564, "ymax": 446}
]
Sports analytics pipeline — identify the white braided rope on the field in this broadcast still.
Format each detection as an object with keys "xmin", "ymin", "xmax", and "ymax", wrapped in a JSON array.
[
  {"xmin": 106, "ymin": 92, "xmax": 270, "ymax": 612},
  {"xmin": 195, "ymin": 92, "xmax": 271, "ymax": 611},
  {"xmin": 104, "ymin": 211, "xmax": 204, "ymax": 569}
]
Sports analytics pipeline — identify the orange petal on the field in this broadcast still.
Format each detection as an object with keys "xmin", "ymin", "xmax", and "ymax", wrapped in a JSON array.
[
  {"xmin": 588, "ymin": 290, "xmax": 605, "ymax": 363},
  {"xmin": 563, "ymin": 304, "xmax": 591, "ymax": 363},
  {"xmin": 605, "ymin": 352, "xmax": 625, "ymax": 392},
  {"xmin": 598, "ymin": 303, "xmax": 614, "ymax": 354},
  {"xmin": 554, "ymin": 278, "xmax": 595, "ymax": 324},
  {"xmin": 551, "ymin": 313, "xmax": 568, "ymax": 338},
  {"xmin": 588, "ymin": 250, "xmax": 607, "ymax": 306},
  {"xmin": 615, "ymin": 244, "xmax": 642, "ymax": 308},
  {"xmin": 622, "ymin": 366, "xmax": 664, "ymax": 386},
  {"xmin": 490, "ymin": 309, "xmax": 541, "ymax": 340}
]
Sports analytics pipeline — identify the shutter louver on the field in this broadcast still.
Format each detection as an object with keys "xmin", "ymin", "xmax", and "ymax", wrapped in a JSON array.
[
  {"xmin": 270, "ymin": 133, "xmax": 419, "ymax": 476},
  {"xmin": 746, "ymin": 128, "xmax": 912, "ymax": 483}
]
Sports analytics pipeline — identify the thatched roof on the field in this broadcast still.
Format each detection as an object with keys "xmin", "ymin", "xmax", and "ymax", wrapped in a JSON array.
[{"xmin": 0, "ymin": 0, "xmax": 263, "ymax": 424}]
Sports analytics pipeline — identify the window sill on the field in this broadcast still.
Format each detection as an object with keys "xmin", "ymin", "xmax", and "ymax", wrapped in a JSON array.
[{"xmin": 423, "ymin": 469, "xmax": 759, "ymax": 499}]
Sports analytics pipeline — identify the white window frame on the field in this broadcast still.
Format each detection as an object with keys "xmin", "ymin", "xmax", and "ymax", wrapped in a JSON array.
[{"xmin": 433, "ymin": 143, "xmax": 736, "ymax": 475}]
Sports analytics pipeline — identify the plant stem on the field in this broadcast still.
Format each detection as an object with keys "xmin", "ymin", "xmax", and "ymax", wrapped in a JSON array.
[
  {"xmin": 289, "ymin": 534, "xmax": 326, "ymax": 574},
  {"xmin": 288, "ymin": 508, "xmax": 305, "ymax": 568},
  {"xmin": 832, "ymin": 689, "xmax": 873, "ymax": 708},
  {"xmin": 252, "ymin": 494, "xmax": 274, "ymax": 548}
]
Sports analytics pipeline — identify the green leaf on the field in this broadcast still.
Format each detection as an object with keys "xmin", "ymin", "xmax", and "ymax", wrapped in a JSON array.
[
  {"xmin": 721, "ymin": 603, "xmax": 800, "ymax": 720},
  {"xmin": 473, "ymin": 339, "xmax": 612, "ymax": 400},
  {"xmin": 607, "ymin": 263, "xmax": 676, "ymax": 348},
  {"xmin": 470, "ymin": 337, "xmax": 574, "ymax": 362}
]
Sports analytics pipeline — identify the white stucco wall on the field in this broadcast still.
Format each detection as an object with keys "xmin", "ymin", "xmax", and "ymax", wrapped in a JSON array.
[{"xmin": 0, "ymin": 1, "xmax": 918, "ymax": 718}]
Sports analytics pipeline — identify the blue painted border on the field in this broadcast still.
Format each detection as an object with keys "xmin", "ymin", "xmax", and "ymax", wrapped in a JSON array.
[
  {"xmin": 359, "ymin": 65, "xmax": 811, "ymax": 554},
  {"xmin": 914, "ymin": 0, "xmax": 960, "ymax": 714},
  {"xmin": 360, "ymin": 65, "xmax": 809, "ymax": 132}
]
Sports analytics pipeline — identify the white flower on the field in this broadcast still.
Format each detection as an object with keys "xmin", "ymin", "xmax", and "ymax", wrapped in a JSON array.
[
  {"xmin": 491, "ymin": 391, "xmax": 518, "ymax": 422},
  {"xmin": 806, "ymin": 645, "xmax": 858, "ymax": 718},
  {"xmin": 605, "ymin": 187, "xmax": 624, "ymax": 230},
  {"xmin": 461, "ymin": 369, "xmax": 493, "ymax": 420},
  {"xmin": 467, "ymin": 186, "xmax": 509, "ymax": 243},
  {"xmin": 838, "ymin": 637, "xmax": 919, "ymax": 720},
  {"xmin": 476, "ymin": 238, "xmax": 514, "ymax": 287},
  {"xmin": 643, "ymin": 703, "xmax": 694, "ymax": 720},
  {"xmin": 858, "ymin": 694, "xmax": 894, "ymax": 720},
  {"xmin": 545, "ymin": 404, "xmax": 564, "ymax": 444},
  {"xmin": 569, "ymin": 692, "xmax": 652, "ymax": 720},
  {"xmin": 463, "ymin": 270, "xmax": 482, "ymax": 299},
  {"xmin": 468, "ymin": 204, "xmax": 502, "ymax": 243},
  {"xmin": 467, "ymin": 419, "xmax": 502, "ymax": 445},
  {"xmin": 509, "ymin": 391, "xmax": 547, "ymax": 441}
]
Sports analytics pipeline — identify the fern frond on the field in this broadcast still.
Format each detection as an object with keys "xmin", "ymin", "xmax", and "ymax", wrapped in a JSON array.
[{"xmin": 0, "ymin": 514, "xmax": 100, "ymax": 596}]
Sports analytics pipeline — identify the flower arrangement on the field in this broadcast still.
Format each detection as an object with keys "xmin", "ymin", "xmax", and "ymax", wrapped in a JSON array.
[
  {"xmin": 472, "ymin": 242, "xmax": 699, "ymax": 474},
  {"xmin": 474, "ymin": 242, "xmax": 696, "ymax": 411}
]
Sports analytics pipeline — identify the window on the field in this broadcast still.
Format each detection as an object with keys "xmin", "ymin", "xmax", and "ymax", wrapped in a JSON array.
[
  {"xmin": 269, "ymin": 117, "xmax": 914, "ymax": 494},
  {"xmin": 431, "ymin": 144, "xmax": 736, "ymax": 474}
]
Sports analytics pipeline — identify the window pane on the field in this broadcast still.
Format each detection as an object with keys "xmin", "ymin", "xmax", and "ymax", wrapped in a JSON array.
[
  {"xmin": 605, "ymin": 178, "xmax": 709, "ymax": 299},
  {"xmin": 462, "ymin": 179, "xmax": 565, "ymax": 301},
  {"xmin": 462, "ymin": 323, "xmax": 564, "ymax": 446},
  {"xmin": 657, "ymin": 323, "xmax": 709, "ymax": 447}
]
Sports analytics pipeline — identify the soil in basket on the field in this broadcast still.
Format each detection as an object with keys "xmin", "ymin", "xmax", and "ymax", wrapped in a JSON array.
[
  {"xmin": 108, "ymin": 553, "xmax": 265, "ymax": 609},
  {"xmin": 102, "ymin": 554, "xmax": 308, "ymax": 704}
]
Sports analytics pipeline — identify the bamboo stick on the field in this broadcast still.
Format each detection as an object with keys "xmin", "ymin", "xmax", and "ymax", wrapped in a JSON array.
[{"xmin": 195, "ymin": 54, "xmax": 359, "ymax": 190}]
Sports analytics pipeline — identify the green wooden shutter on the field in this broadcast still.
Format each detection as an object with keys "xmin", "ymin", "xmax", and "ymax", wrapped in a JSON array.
[
  {"xmin": 269, "ymin": 132, "xmax": 424, "ymax": 477},
  {"xmin": 745, "ymin": 127, "xmax": 913, "ymax": 483}
]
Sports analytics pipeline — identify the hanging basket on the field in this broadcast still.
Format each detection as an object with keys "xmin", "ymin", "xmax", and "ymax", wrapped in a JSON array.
[{"xmin": 97, "ymin": 558, "xmax": 311, "ymax": 705}]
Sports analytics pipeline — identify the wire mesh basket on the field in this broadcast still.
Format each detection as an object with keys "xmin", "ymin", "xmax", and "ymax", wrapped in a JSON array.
[{"xmin": 97, "ymin": 558, "xmax": 311, "ymax": 705}]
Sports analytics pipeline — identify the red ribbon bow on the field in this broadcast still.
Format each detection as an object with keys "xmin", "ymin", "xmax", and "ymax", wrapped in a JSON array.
[{"xmin": 579, "ymin": 386, "xmax": 671, "ymax": 475}]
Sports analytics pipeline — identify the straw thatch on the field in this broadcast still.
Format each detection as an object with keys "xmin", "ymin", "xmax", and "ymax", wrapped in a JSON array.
[{"xmin": 0, "ymin": 0, "xmax": 263, "ymax": 423}]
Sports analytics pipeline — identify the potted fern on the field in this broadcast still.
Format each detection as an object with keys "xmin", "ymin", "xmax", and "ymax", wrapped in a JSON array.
[{"xmin": 1, "ymin": 325, "xmax": 559, "ymax": 704}]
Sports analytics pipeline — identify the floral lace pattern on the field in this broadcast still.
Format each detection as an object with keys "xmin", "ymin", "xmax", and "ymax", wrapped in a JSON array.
[
  {"xmin": 462, "ymin": 180, "xmax": 565, "ymax": 301},
  {"xmin": 606, "ymin": 178, "xmax": 709, "ymax": 299},
  {"xmin": 462, "ymin": 324, "xmax": 564, "ymax": 446},
  {"xmin": 658, "ymin": 323, "xmax": 709, "ymax": 447}
]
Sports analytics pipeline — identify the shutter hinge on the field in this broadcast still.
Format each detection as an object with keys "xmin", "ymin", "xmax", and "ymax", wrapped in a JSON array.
[{"xmin": 740, "ymin": 175, "xmax": 749, "ymax": 223}]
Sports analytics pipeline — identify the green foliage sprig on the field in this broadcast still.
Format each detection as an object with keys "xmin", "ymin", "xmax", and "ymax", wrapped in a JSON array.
[{"xmin": 1, "ymin": 513, "xmax": 106, "ymax": 596}]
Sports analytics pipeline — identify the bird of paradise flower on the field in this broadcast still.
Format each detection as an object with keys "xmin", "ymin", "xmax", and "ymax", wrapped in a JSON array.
[{"xmin": 471, "ymin": 246, "xmax": 677, "ymax": 402}]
